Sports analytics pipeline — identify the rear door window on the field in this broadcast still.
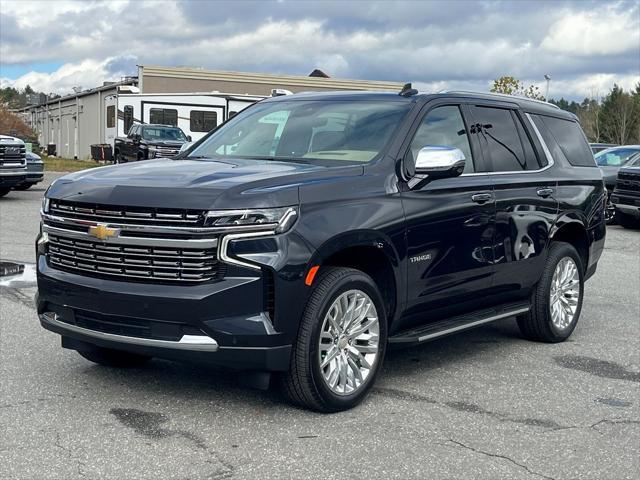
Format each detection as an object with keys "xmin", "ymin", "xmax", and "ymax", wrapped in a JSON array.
[{"xmin": 470, "ymin": 106, "xmax": 540, "ymax": 172}]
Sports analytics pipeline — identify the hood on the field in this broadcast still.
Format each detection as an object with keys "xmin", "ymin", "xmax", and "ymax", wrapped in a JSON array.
[{"xmin": 47, "ymin": 157, "xmax": 364, "ymax": 210}]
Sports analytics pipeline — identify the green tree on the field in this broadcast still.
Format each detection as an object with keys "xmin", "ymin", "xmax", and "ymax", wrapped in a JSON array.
[
  {"xmin": 490, "ymin": 76, "xmax": 546, "ymax": 100},
  {"xmin": 598, "ymin": 84, "xmax": 640, "ymax": 145}
]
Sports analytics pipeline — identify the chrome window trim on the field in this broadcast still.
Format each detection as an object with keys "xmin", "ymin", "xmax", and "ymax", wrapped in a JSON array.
[
  {"xmin": 40, "ymin": 312, "xmax": 219, "ymax": 352},
  {"xmin": 460, "ymin": 112, "xmax": 555, "ymax": 177}
]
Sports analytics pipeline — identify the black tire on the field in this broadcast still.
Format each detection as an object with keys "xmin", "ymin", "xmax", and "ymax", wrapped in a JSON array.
[
  {"xmin": 0, "ymin": 188, "xmax": 11, "ymax": 197},
  {"xmin": 282, "ymin": 267, "xmax": 387, "ymax": 412},
  {"xmin": 617, "ymin": 210, "xmax": 640, "ymax": 229},
  {"xmin": 517, "ymin": 242, "xmax": 584, "ymax": 343},
  {"xmin": 13, "ymin": 183, "xmax": 33, "ymax": 191},
  {"xmin": 77, "ymin": 346, "xmax": 151, "ymax": 368},
  {"xmin": 114, "ymin": 151, "xmax": 126, "ymax": 164}
]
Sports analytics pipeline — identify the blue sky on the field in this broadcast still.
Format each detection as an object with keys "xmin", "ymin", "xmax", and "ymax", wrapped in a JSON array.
[{"xmin": 1, "ymin": 0, "xmax": 638, "ymax": 100}]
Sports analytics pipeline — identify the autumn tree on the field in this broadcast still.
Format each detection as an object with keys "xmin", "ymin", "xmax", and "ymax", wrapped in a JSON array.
[
  {"xmin": 0, "ymin": 106, "xmax": 36, "ymax": 141},
  {"xmin": 490, "ymin": 76, "xmax": 546, "ymax": 100}
]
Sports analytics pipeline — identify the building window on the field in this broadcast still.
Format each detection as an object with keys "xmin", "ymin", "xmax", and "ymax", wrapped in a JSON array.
[
  {"xmin": 106, "ymin": 105, "xmax": 115, "ymax": 128},
  {"xmin": 149, "ymin": 108, "xmax": 178, "ymax": 126},
  {"xmin": 123, "ymin": 105, "xmax": 134, "ymax": 134},
  {"xmin": 190, "ymin": 110, "xmax": 218, "ymax": 132},
  {"xmin": 228, "ymin": 111, "xmax": 238, "ymax": 119}
]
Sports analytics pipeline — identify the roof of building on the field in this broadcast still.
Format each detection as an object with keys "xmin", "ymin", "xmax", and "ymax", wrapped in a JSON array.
[
  {"xmin": 18, "ymin": 78, "xmax": 138, "ymax": 111},
  {"xmin": 139, "ymin": 65, "xmax": 404, "ymax": 91}
]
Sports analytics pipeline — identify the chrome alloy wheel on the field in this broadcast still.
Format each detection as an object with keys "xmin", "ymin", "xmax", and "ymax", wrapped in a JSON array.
[
  {"xmin": 318, "ymin": 290, "xmax": 380, "ymax": 396},
  {"xmin": 550, "ymin": 257, "xmax": 581, "ymax": 330}
]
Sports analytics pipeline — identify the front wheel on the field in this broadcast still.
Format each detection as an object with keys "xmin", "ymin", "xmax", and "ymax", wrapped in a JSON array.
[
  {"xmin": 283, "ymin": 267, "xmax": 387, "ymax": 412},
  {"xmin": 0, "ymin": 188, "xmax": 11, "ymax": 197},
  {"xmin": 517, "ymin": 242, "xmax": 584, "ymax": 343},
  {"xmin": 78, "ymin": 346, "xmax": 151, "ymax": 368}
]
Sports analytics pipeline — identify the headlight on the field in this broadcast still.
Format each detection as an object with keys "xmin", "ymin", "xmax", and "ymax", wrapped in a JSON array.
[
  {"xmin": 41, "ymin": 197, "xmax": 50, "ymax": 213},
  {"xmin": 205, "ymin": 207, "xmax": 298, "ymax": 233}
]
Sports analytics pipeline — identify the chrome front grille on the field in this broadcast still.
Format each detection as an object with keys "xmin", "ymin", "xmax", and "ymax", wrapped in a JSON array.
[
  {"xmin": 616, "ymin": 172, "xmax": 640, "ymax": 193},
  {"xmin": 0, "ymin": 144, "xmax": 26, "ymax": 168},
  {"xmin": 152, "ymin": 146, "xmax": 181, "ymax": 158},
  {"xmin": 49, "ymin": 200, "xmax": 205, "ymax": 226},
  {"xmin": 47, "ymin": 234, "xmax": 220, "ymax": 283}
]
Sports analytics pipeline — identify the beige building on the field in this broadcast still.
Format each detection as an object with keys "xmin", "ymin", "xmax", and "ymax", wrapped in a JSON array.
[
  {"xmin": 22, "ymin": 66, "xmax": 404, "ymax": 159},
  {"xmin": 138, "ymin": 65, "xmax": 404, "ymax": 96}
]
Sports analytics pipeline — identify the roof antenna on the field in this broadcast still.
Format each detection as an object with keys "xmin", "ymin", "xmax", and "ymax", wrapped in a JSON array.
[{"xmin": 399, "ymin": 83, "xmax": 418, "ymax": 97}]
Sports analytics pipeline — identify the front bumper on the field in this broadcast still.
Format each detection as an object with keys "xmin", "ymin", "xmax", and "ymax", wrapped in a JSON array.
[
  {"xmin": 611, "ymin": 193, "xmax": 640, "ymax": 218},
  {"xmin": 36, "ymin": 255, "xmax": 292, "ymax": 371},
  {"xmin": 24, "ymin": 163, "xmax": 44, "ymax": 183},
  {"xmin": 1, "ymin": 169, "xmax": 27, "ymax": 187}
]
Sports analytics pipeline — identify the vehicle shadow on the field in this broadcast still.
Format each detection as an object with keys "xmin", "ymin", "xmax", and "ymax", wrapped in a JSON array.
[{"xmin": 78, "ymin": 318, "xmax": 527, "ymax": 413}]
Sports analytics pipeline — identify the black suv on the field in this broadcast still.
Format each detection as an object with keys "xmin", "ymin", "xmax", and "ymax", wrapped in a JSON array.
[
  {"xmin": 610, "ymin": 157, "xmax": 640, "ymax": 228},
  {"xmin": 36, "ymin": 90, "xmax": 606, "ymax": 412}
]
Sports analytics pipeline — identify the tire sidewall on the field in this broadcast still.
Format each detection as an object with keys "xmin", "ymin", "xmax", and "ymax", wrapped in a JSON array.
[
  {"xmin": 307, "ymin": 271, "xmax": 387, "ymax": 410},
  {"xmin": 544, "ymin": 244, "xmax": 585, "ymax": 340}
]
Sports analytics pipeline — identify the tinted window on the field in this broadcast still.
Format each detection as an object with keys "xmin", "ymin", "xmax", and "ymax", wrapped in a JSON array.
[
  {"xmin": 190, "ymin": 110, "xmax": 218, "ymax": 132},
  {"xmin": 410, "ymin": 105, "xmax": 474, "ymax": 173},
  {"xmin": 471, "ymin": 106, "xmax": 538, "ymax": 172},
  {"xmin": 141, "ymin": 126, "xmax": 187, "ymax": 141},
  {"xmin": 540, "ymin": 115, "xmax": 596, "ymax": 167},
  {"xmin": 106, "ymin": 105, "xmax": 115, "ymax": 128},
  {"xmin": 149, "ymin": 108, "xmax": 178, "ymax": 126},
  {"xmin": 594, "ymin": 147, "xmax": 640, "ymax": 166},
  {"xmin": 123, "ymin": 105, "xmax": 134, "ymax": 134}
]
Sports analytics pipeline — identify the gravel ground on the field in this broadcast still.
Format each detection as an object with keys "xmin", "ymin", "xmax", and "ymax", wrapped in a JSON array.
[{"xmin": 1, "ymin": 172, "xmax": 638, "ymax": 479}]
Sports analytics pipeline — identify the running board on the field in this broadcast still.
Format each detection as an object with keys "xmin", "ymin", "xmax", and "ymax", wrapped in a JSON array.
[{"xmin": 389, "ymin": 303, "xmax": 530, "ymax": 345}]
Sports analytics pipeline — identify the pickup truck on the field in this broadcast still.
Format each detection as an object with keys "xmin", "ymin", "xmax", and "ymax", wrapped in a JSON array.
[
  {"xmin": 610, "ymin": 154, "xmax": 640, "ymax": 229},
  {"xmin": 0, "ymin": 134, "xmax": 27, "ymax": 197},
  {"xmin": 113, "ymin": 124, "xmax": 191, "ymax": 163}
]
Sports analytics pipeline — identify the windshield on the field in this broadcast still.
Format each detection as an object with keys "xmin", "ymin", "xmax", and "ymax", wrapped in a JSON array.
[
  {"xmin": 142, "ymin": 127, "xmax": 187, "ymax": 142},
  {"xmin": 594, "ymin": 147, "xmax": 640, "ymax": 166},
  {"xmin": 188, "ymin": 100, "xmax": 411, "ymax": 165}
]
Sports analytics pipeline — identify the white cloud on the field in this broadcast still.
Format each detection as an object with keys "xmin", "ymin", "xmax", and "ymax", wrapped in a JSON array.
[
  {"xmin": 0, "ymin": 1, "xmax": 638, "ymax": 100},
  {"xmin": 4, "ymin": 57, "xmax": 136, "ymax": 95},
  {"xmin": 541, "ymin": 7, "xmax": 640, "ymax": 56}
]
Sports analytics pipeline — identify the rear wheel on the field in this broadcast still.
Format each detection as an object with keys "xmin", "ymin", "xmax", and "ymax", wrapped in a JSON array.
[
  {"xmin": 517, "ymin": 242, "xmax": 584, "ymax": 343},
  {"xmin": 283, "ymin": 267, "xmax": 387, "ymax": 412},
  {"xmin": 78, "ymin": 346, "xmax": 151, "ymax": 368},
  {"xmin": 0, "ymin": 188, "xmax": 11, "ymax": 197},
  {"xmin": 114, "ymin": 151, "xmax": 126, "ymax": 164},
  {"xmin": 617, "ymin": 210, "xmax": 640, "ymax": 229}
]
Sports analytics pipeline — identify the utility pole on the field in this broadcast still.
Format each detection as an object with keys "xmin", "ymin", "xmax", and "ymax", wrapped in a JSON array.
[{"xmin": 544, "ymin": 74, "xmax": 551, "ymax": 100}]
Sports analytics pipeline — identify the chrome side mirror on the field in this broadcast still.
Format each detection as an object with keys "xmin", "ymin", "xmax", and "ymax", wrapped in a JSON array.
[{"xmin": 415, "ymin": 146, "xmax": 466, "ymax": 177}]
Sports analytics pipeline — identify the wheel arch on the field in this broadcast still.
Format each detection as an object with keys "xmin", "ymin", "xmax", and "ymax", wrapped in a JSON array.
[
  {"xmin": 549, "ymin": 216, "xmax": 590, "ymax": 271},
  {"xmin": 308, "ymin": 231, "xmax": 403, "ymax": 327}
]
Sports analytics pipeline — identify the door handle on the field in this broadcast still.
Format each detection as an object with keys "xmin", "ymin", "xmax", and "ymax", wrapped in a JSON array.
[
  {"xmin": 471, "ymin": 193, "xmax": 493, "ymax": 204},
  {"xmin": 536, "ymin": 187, "xmax": 554, "ymax": 198}
]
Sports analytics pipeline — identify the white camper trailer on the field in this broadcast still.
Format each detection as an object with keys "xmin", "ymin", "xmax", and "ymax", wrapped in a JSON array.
[{"xmin": 104, "ymin": 88, "xmax": 264, "ymax": 149}]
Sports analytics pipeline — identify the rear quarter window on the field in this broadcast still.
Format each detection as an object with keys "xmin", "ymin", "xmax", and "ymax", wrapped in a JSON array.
[{"xmin": 534, "ymin": 115, "xmax": 596, "ymax": 167}]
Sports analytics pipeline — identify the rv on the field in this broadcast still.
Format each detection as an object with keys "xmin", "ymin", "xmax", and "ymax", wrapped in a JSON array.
[{"xmin": 104, "ymin": 89, "xmax": 264, "ymax": 149}]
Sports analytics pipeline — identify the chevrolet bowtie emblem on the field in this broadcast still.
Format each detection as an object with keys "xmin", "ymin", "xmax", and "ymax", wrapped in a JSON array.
[{"xmin": 88, "ymin": 224, "xmax": 119, "ymax": 241}]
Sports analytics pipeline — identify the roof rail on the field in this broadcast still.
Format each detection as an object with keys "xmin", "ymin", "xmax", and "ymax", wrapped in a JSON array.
[{"xmin": 442, "ymin": 90, "xmax": 560, "ymax": 109}]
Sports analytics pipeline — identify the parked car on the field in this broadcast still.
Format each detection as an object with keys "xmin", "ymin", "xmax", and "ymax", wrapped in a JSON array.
[
  {"xmin": 113, "ymin": 124, "xmax": 191, "ymax": 163},
  {"xmin": 590, "ymin": 142, "xmax": 617, "ymax": 154},
  {"xmin": 0, "ymin": 134, "xmax": 27, "ymax": 197},
  {"xmin": 13, "ymin": 151, "xmax": 44, "ymax": 190},
  {"xmin": 594, "ymin": 145, "xmax": 640, "ymax": 223},
  {"xmin": 610, "ymin": 156, "xmax": 640, "ymax": 229},
  {"xmin": 36, "ymin": 90, "xmax": 606, "ymax": 412}
]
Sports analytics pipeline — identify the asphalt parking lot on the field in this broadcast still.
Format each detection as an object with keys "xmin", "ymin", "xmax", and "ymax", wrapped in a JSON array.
[{"xmin": 1, "ymin": 172, "xmax": 638, "ymax": 480}]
